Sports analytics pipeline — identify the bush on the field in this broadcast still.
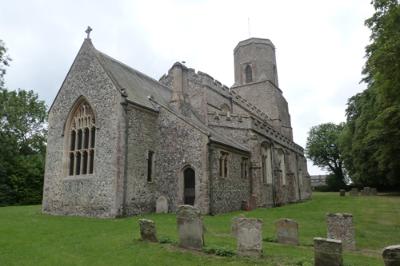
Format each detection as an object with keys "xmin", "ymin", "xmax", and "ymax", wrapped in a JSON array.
[{"xmin": 202, "ymin": 246, "xmax": 235, "ymax": 257}]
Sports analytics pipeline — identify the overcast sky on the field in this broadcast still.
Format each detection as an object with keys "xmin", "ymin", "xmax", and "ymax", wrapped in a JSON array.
[{"xmin": 1, "ymin": 0, "xmax": 374, "ymax": 175}]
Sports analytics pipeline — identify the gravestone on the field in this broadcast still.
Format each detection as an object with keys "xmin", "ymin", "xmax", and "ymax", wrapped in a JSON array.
[
  {"xmin": 314, "ymin": 237, "xmax": 343, "ymax": 266},
  {"xmin": 382, "ymin": 245, "xmax": 400, "ymax": 266},
  {"xmin": 339, "ymin": 189, "xmax": 346, "ymax": 197},
  {"xmin": 176, "ymin": 205, "xmax": 204, "ymax": 250},
  {"xmin": 275, "ymin": 218, "xmax": 299, "ymax": 245},
  {"xmin": 370, "ymin": 188, "xmax": 377, "ymax": 196},
  {"xmin": 363, "ymin": 187, "xmax": 371, "ymax": 196},
  {"xmin": 326, "ymin": 213, "xmax": 355, "ymax": 250},
  {"xmin": 138, "ymin": 219, "xmax": 158, "ymax": 242},
  {"xmin": 349, "ymin": 188, "xmax": 358, "ymax": 196},
  {"xmin": 156, "ymin": 195, "xmax": 168, "ymax": 213},
  {"xmin": 236, "ymin": 217, "xmax": 263, "ymax": 257},
  {"xmin": 231, "ymin": 215, "xmax": 245, "ymax": 237}
]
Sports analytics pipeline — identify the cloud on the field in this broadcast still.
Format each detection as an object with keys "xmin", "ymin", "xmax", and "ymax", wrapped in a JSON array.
[{"xmin": 0, "ymin": 0, "xmax": 374, "ymax": 175}]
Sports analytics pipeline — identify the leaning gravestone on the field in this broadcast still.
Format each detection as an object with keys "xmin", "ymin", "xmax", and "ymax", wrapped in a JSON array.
[
  {"xmin": 326, "ymin": 213, "xmax": 355, "ymax": 250},
  {"xmin": 349, "ymin": 188, "xmax": 358, "ymax": 196},
  {"xmin": 339, "ymin": 189, "xmax": 346, "ymax": 197},
  {"xmin": 314, "ymin": 237, "xmax": 343, "ymax": 266},
  {"xmin": 156, "ymin": 195, "xmax": 168, "ymax": 213},
  {"xmin": 236, "ymin": 217, "xmax": 263, "ymax": 257},
  {"xmin": 176, "ymin": 205, "xmax": 204, "ymax": 250},
  {"xmin": 382, "ymin": 245, "xmax": 400, "ymax": 266},
  {"xmin": 138, "ymin": 219, "xmax": 158, "ymax": 242},
  {"xmin": 275, "ymin": 218, "xmax": 299, "ymax": 245}
]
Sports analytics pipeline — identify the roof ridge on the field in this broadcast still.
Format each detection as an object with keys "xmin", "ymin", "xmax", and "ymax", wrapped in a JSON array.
[{"xmin": 94, "ymin": 49, "xmax": 171, "ymax": 92}]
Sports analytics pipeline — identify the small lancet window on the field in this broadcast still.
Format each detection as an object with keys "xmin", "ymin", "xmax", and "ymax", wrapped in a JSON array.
[
  {"xmin": 241, "ymin": 157, "xmax": 249, "ymax": 179},
  {"xmin": 245, "ymin": 65, "xmax": 253, "ymax": 83},
  {"xmin": 147, "ymin": 151, "xmax": 154, "ymax": 182},
  {"xmin": 219, "ymin": 151, "xmax": 229, "ymax": 178},
  {"xmin": 67, "ymin": 100, "xmax": 96, "ymax": 176}
]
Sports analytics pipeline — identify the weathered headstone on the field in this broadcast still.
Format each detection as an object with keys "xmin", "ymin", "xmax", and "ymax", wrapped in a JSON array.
[
  {"xmin": 339, "ymin": 189, "xmax": 346, "ymax": 197},
  {"xmin": 156, "ymin": 195, "xmax": 168, "ymax": 213},
  {"xmin": 231, "ymin": 215, "xmax": 245, "ymax": 237},
  {"xmin": 314, "ymin": 237, "xmax": 343, "ymax": 266},
  {"xmin": 275, "ymin": 218, "xmax": 299, "ymax": 245},
  {"xmin": 326, "ymin": 213, "xmax": 355, "ymax": 250},
  {"xmin": 138, "ymin": 219, "xmax": 158, "ymax": 242},
  {"xmin": 363, "ymin": 187, "xmax": 371, "ymax": 196},
  {"xmin": 382, "ymin": 245, "xmax": 400, "ymax": 266},
  {"xmin": 349, "ymin": 188, "xmax": 358, "ymax": 196},
  {"xmin": 176, "ymin": 205, "xmax": 204, "ymax": 250},
  {"xmin": 370, "ymin": 187, "xmax": 377, "ymax": 196},
  {"xmin": 236, "ymin": 217, "xmax": 263, "ymax": 257}
]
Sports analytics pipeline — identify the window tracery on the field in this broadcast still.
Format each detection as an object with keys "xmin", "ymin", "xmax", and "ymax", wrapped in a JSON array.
[{"xmin": 68, "ymin": 100, "xmax": 95, "ymax": 176}]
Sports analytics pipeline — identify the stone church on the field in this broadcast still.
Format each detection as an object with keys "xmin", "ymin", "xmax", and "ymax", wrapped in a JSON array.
[{"xmin": 42, "ymin": 32, "xmax": 311, "ymax": 218}]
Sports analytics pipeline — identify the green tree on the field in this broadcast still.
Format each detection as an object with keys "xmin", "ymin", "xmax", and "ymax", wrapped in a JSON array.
[
  {"xmin": 0, "ymin": 39, "xmax": 47, "ymax": 206},
  {"xmin": 0, "ymin": 89, "xmax": 47, "ymax": 205},
  {"xmin": 0, "ymin": 39, "xmax": 11, "ymax": 87},
  {"xmin": 341, "ymin": 0, "xmax": 400, "ymax": 188},
  {"xmin": 306, "ymin": 123, "xmax": 346, "ymax": 190}
]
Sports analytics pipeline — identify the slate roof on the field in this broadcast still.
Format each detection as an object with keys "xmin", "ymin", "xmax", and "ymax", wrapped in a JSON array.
[
  {"xmin": 95, "ymin": 50, "xmax": 171, "ymax": 111},
  {"xmin": 93, "ymin": 43, "xmax": 249, "ymax": 153}
]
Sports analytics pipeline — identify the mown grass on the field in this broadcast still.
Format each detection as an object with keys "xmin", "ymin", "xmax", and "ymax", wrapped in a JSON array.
[{"xmin": 0, "ymin": 192, "xmax": 399, "ymax": 265}]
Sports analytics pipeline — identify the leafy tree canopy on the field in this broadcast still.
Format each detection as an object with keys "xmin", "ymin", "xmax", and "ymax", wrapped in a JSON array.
[
  {"xmin": 0, "ymin": 39, "xmax": 11, "ymax": 87},
  {"xmin": 340, "ymin": 0, "xmax": 400, "ymax": 189},
  {"xmin": 0, "ymin": 40, "xmax": 47, "ymax": 206},
  {"xmin": 306, "ymin": 123, "xmax": 346, "ymax": 189}
]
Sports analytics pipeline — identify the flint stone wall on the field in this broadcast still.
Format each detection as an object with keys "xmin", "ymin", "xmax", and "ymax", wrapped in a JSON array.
[
  {"xmin": 314, "ymin": 237, "xmax": 343, "ymax": 266},
  {"xmin": 42, "ymin": 40, "xmax": 125, "ymax": 218},
  {"xmin": 209, "ymin": 145, "xmax": 250, "ymax": 214},
  {"xmin": 327, "ymin": 213, "xmax": 355, "ymax": 250}
]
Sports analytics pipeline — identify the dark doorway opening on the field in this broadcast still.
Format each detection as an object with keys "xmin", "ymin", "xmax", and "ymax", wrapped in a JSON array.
[{"xmin": 184, "ymin": 168, "xmax": 195, "ymax": 205}]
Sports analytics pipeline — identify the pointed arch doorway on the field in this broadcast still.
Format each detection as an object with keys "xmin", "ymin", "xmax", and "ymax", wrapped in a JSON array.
[{"xmin": 183, "ymin": 167, "xmax": 195, "ymax": 205}]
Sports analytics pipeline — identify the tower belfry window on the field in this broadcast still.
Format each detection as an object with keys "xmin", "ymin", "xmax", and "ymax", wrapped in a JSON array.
[
  {"xmin": 245, "ymin": 65, "xmax": 253, "ymax": 83},
  {"xmin": 67, "ymin": 100, "xmax": 96, "ymax": 176}
]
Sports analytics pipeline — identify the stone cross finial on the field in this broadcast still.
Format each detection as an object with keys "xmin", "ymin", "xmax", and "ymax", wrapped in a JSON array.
[{"xmin": 85, "ymin": 26, "xmax": 92, "ymax": 39}]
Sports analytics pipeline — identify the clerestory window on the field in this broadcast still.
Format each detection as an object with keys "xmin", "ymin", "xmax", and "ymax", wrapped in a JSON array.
[{"xmin": 68, "ymin": 100, "xmax": 95, "ymax": 176}]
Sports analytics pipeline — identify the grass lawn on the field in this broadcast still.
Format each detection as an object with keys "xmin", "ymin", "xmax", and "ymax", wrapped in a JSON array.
[{"xmin": 0, "ymin": 192, "xmax": 399, "ymax": 266}]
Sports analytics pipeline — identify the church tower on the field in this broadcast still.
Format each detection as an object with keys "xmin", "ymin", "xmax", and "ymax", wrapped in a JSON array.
[
  {"xmin": 232, "ymin": 38, "xmax": 293, "ymax": 140},
  {"xmin": 233, "ymin": 38, "xmax": 278, "ymax": 86}
]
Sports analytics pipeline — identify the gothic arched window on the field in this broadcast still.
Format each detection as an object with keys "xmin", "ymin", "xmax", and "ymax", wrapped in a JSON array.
[
  {"xmin": 245, "ymin": 65, "xmax": 253, "ymax": 83},
  {"xmin": 68, "ymin": 100, "xmax": 96, "ymax": 176}
]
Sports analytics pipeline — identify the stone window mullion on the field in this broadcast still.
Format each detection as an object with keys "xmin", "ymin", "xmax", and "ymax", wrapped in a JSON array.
[{"xmin": 67, "ymin": 100, "xmax": 96, "ymax": 176}]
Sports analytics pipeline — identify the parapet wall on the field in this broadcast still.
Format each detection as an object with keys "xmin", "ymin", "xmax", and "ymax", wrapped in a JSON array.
[{"xmin": 160, "ymin": 64, "xmax": 302, "ymax": 154}]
